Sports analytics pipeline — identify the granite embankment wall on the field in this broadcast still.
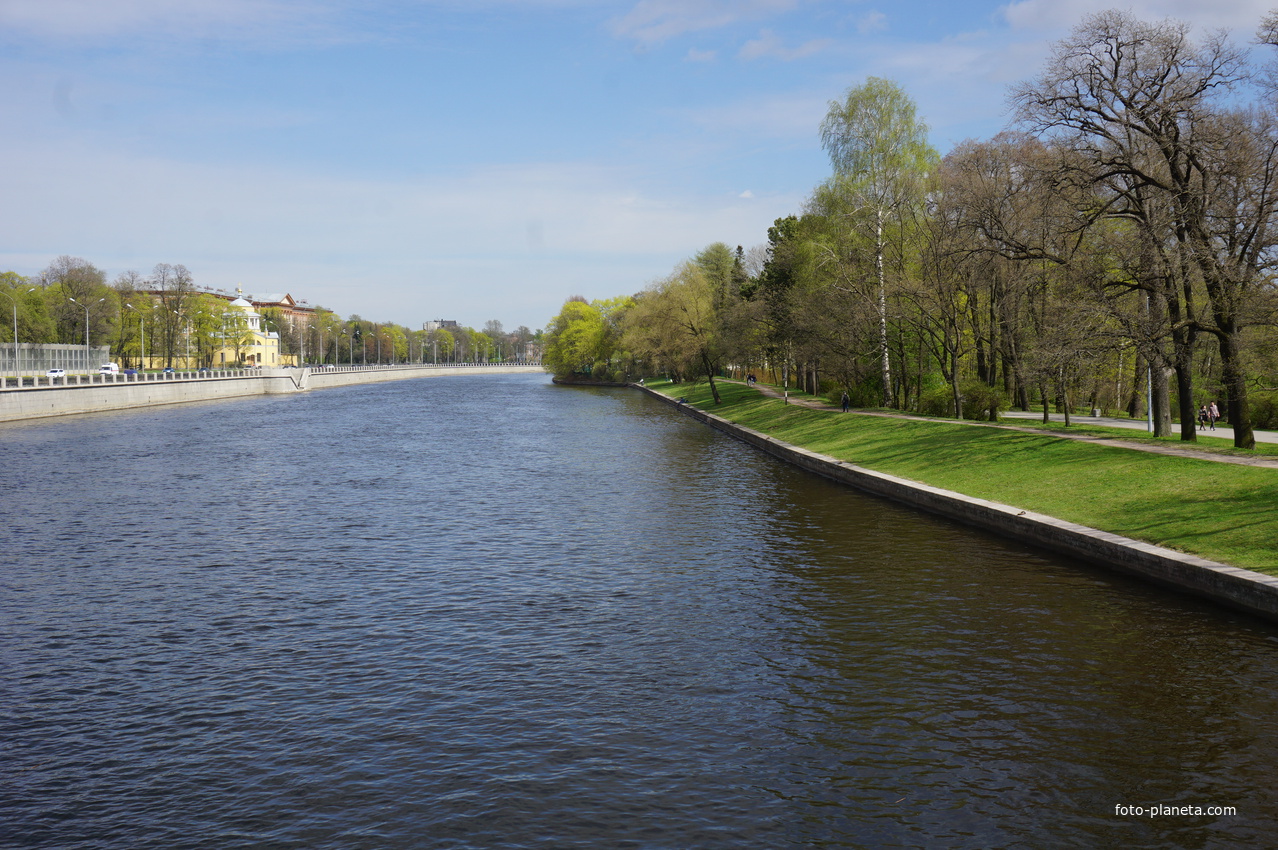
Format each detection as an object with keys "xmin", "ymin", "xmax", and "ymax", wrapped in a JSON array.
[
  {"xmin": 0, "ymin": 365, "xmax": 545, "ymax": 423},
  {"xmin": 641, "ymin": 386, "xmax": 1278, "ymax": 623}
]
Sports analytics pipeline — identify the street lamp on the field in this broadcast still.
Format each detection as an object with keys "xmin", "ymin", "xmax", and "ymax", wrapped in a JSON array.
[
  {"xmin": 173, "ymin": 310, "xmax": 192, "ymax": 369},
  {"xmin": 124, "ymin": 303, "xmax": 148, "ymax": 372},
  {"xmin": 1, "ymin": 287, "xmax": 35, "ymax": 383},
  {"xmin": 68, "ymin": 297, "xmax": 105, "ymax": 374}
]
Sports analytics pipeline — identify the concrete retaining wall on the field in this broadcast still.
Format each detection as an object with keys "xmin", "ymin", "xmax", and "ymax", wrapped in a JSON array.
[
  {"xmin": 644, "ymin": 387, "xmax": 1278, "ymax": 623},
  {"xmin": 0, "ymin": 364, "xmax": 545, "ymax": 422}
]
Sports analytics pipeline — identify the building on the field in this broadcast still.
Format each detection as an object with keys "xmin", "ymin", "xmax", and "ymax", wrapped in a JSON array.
[
  {"xmin": 212, "ymin": 296, "xmax": 282, "ymax": 367},
  {"xmin": 249, "ymin": 293, "xmax": 316, "ymax": 329}
]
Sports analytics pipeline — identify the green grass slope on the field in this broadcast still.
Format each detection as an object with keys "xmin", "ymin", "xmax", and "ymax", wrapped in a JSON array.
[{"xmin": 653, "ymin": 380, "xmax": 1278, "ymax": 576}]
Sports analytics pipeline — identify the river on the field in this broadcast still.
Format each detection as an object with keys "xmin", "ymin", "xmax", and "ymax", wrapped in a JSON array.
[{"xmin": 4, "ymin": 373, "xmax": 1277, "ymax": 848}]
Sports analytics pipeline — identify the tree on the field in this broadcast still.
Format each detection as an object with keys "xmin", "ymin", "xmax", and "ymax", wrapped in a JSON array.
[
  {"xmin": 151, "ymin": 263, "xmax": 196, "ymax": 367},
  {"xmin": 40, "ymin": 256, "xmax": 111, "ymax": 349},
  {"xmin": 820, "ymin": 77, "xmax": 938, "ymax": 407},
  {"xmin": 623, "ymin": 260, "xmax": 727, "ymax": 403},
  {"xmin": 1013, "ymin": 10, "xmax": 1277, "ymax": 448},
  {"xmin": 431, "ymin": 328, "xmax": 455, "ymax": 363},
  {"xmin": 543, "ymin": 297, "xmax": 622, "ymax": 379}
]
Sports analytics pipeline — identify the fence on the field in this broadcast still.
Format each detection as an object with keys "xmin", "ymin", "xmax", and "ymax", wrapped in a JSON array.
[{"xmin": 0, "ymin": 343, "xmax": 112, "ymax": 376}]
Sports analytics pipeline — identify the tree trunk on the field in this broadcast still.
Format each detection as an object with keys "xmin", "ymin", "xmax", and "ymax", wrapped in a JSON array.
[
  {"xmin": 701, "ymin": 350, "xmax": 722, "ymax": 405},
  {"xmin": 1152, "ymin": 366, "xmax": 1172, "ymax": 437},
  {"xmin": 1217, "ymin": 326, "xmax": 1255, "ymax": 449},
  {"xmin": 876, "ymin": 209, "xmax": 892, "ymax": 408},
  {"xmin": 1127, "ymin": 350, "xmax": 1145, "ymax": 419}
]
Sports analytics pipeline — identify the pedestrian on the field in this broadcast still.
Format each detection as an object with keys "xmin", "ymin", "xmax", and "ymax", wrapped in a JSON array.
[
  {"xmin": 1209, "ymin": 400, "xmax": 1220, "ymax": 430},
  {"xmin": 841, "ymin": 391, "xmax": 850, "ymax": 413},
  {"xmin": 1198, "ymin": 405, "xmax": 1208, "ymax": 431}
]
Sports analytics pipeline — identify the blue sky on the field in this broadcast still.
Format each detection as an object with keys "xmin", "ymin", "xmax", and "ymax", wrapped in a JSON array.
[{"xmin": 1, "ymin": 0, "xmax": 1271, "ymax": 331}]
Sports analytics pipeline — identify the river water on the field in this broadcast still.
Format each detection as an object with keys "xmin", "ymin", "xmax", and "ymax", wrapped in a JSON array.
[{"xmin": 4, "ymin": 373, "xmax": 1277, "ymax": 848}]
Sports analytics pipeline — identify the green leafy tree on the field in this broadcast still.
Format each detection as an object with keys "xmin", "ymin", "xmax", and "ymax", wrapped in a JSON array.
[
  {"xmin": 543, "ymin": 298, "xmax": 607, "ymax": 378},
  {"xmin": 820, "ymin": 78, "xmax": 938, "ymax": 407},
  {"xmin": 623, "ymin": 261, "xmax": 726, "ymax": 403}
]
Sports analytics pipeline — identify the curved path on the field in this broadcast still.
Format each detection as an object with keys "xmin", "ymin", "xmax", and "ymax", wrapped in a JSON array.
[{"xmin": 732, "ymin": 381, "xmax": 1278, "ymax": 470}]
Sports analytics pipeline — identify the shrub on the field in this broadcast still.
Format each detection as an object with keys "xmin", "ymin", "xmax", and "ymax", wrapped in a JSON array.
[
  {"xmin": 959, "ymin": 380, "xmax": 1005, "ymax": 421},
  {"xmin": 1251, "ymin": 392, "xmax": 1278, "ymax": 430},
  {"xmin": 917, "ymin": 385, "xmax": 957, "ymax": 417}
]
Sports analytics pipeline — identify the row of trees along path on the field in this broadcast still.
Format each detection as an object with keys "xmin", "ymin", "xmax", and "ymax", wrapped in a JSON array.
[
  {"xmin": 728, "ymin": 380, "xmax": 1278, "ymax": 470},
  {"xmin": 543, "ymin": 10, "xmax": 1278, "ymax": 457}
]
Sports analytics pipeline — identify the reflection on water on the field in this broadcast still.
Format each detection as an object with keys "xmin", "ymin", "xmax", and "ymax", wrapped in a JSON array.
[{"xmin": 3, "ymin": 374, "xmax": 1276, "ymax": 848}]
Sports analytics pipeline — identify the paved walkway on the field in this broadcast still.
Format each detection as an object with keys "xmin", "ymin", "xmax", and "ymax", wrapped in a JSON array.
[
  {"xmin": 998, "ymin": 409, "xmax": 1278, "ymax": 445},
  {"xmin": 732, "ymin": 381, "xmax": 1278, "ymax": 470}
]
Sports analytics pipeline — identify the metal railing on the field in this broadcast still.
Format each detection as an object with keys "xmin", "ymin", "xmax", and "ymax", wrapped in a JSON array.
[{"xmin": 0, "ymin": 361, "xmax": 544, "ymax": 391}]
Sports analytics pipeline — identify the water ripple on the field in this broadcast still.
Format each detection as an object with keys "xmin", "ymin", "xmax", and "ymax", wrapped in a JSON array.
[{"xmin": 3, "ymin": 375, "xmax": 1278, "ymax": 848}]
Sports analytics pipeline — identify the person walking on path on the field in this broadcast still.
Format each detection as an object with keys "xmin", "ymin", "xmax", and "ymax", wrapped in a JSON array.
[
  {"xmin": 1210, "ymin": 401, "xmax": 1220, "ymax": 430},
  {"xmin": 841, "ymin": 391, "xmax": 850, "ymax": 413},
  {"xmin": 1199, "ymin": 405, "xmax": 1209, "ymax": 431}
]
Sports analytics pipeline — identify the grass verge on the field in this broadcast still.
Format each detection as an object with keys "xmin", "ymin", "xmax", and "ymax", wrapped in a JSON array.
[{"xmin": 650, "ymin": 379, "xmax": 1278, "ymax": 576}]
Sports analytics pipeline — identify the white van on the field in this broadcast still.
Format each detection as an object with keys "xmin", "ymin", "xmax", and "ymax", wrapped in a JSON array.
[{"xmin": 98, "ymin": 363, "xmax": 120, "ymax": 375}]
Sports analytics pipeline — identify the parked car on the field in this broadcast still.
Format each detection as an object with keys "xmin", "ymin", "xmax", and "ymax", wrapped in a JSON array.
[
  {"xmin": 123, "ymin": 369, "xmax": 138, "ymax": 376},
  {"xmin": 161, "ymin": 367, "xmax": 175, "ymax": 374},
  {"xmin": 46, "ymin": 368, "xmax": 66, "ymax": 378},
  {"xmin": 98, "ymin": 363, "xmax": 120, "ymax": 375}
]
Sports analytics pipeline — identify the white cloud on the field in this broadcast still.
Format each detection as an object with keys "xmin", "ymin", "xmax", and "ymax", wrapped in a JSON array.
[
  {"xmin": 685, "ymin": 89, "xmax": 832, "ymax": 138},
  {"xmin": 738, "ymin": 29, "xmax": 832, "ymax": 61},
  {"xmin": 611, "ymin": 0, "xmax": 800, "ymax": 45},
  {"xmin": 1000, "ymin": 0, "xmax": 1273, "ymax": 34},
  {"xmin": 857, "ymin": 10, "xmax": 886, "ymax": 35},
  {"xmin": 0, "ymin": 139, "xmax": 790, "ymax": 326},
  {"xmin": 0, "ymin": 0, "xmax": 335, "ymax": 42}
]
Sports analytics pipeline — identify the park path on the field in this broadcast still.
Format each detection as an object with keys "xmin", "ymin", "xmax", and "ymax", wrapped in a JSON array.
[{"xmin": 729, "ymin": 380, "xmax": 1278, "ymax": 470}]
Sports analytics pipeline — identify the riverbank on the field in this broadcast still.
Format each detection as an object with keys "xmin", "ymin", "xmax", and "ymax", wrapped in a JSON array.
[
  {"xmin": 637, "ymin": 379, "xmax": 1278, "ymax": 621},
  {"xmin": 0, "ymin": 364, "xmax": 545, "ymax": 423}
]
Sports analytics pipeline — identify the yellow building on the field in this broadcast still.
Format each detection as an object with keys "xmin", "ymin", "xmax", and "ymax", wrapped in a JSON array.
[{"xmin": 213, "ymin": 296, "xmax": 282, "ymax": 368}]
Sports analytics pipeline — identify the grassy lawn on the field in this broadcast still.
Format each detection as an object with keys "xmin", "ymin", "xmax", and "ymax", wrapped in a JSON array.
[{"xmin": 650, "ymin": 379, "xmax": 1278, "ymax": 576}]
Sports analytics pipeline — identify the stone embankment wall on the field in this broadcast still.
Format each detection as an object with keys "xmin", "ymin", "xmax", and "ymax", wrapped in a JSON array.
[
  {"xmin": 641, "ymin": 386, "xmax": 1278, "ymax": 623},
  {"xmin": 0, "ymin": 364, "xmax": 545, "ymax": 423}
]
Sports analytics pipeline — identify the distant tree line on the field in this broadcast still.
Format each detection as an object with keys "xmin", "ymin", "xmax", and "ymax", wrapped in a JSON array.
[
  {"xmin": 1, "ymin": 256, "xmax": 541, "ymax": 369},
  {"xmin": 543, "ymin": 10, "xmax": 1278, "ymax": 450}
]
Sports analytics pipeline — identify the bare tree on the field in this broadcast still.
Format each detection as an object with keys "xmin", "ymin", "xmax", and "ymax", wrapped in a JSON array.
[{"xmin": 1013, "ymin": 11, "xmax": 1277, "ymax": 448}]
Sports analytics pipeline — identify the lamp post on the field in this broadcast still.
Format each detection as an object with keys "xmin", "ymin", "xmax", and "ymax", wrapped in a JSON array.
[
  {"xmin": 172, "ymin": 310, "xmax": 192, "ymax": 369},
  {"xmin": 124, "ymin": 303, "xmax": 147, "ymax": 372},
  {"xmin": 68, "ymin": 297, "xmax": 105, "ymax": 374},
  {"xmin": 1, "ymin": 287, "xmax": 34, "ymax": 383}
]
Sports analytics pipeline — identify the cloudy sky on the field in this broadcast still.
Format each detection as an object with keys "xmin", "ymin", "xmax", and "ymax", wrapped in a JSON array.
[{"xmin": 1, "ymin": 0, "xmax": 1272, "ymax": 330}]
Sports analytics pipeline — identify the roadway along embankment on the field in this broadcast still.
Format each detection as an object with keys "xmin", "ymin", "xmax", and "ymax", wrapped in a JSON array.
[
  {"xmin": 639, "ymin": 385, "xmax": 1278, "ymax": 624},
  {"xmin": 0, "ymin": 365, "xmax": 545, "ymax": 423}
]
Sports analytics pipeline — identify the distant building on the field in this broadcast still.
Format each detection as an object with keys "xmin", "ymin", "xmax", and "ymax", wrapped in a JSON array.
[
  {"xmin": 422, "ymin": 320, "xmax": 460, "ymax": 332},
  {"xmin": 249, "ymin": 293, "xmax": 316, "ymax": 329},
  {"xmin": 212, "ymin": 296, "xmax": 282, "ymax": 367}
]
